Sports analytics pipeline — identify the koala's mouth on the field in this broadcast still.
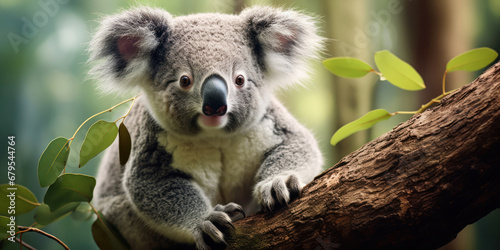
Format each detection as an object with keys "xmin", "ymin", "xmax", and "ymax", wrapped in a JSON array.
[{"xmin": 197, "ymin": 114, "xmax": 228, "ymax": 129}]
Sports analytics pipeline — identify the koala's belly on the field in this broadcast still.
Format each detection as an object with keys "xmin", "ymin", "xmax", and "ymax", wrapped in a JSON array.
[{"xmin": 158, "ymin": 119, "xmax": 282, "ymax": 210}]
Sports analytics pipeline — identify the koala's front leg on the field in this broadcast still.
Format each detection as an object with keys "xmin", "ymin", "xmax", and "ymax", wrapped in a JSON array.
[
  {"xmin": 254, "ymin": 131, "xmax": 323, "ymax": 212},
  {"xmin": 124, "ymin": 164, "xmax": 244, "ymax": 249}
]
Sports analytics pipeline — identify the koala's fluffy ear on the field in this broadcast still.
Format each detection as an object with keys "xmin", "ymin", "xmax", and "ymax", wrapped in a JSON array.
[
  {"xmin": 89, "ymin": 7, "xmax": 171, "ymax": 94},
  {"xmin": 241, "ymin": 6, "xmax": 323, "ymax": 90}
]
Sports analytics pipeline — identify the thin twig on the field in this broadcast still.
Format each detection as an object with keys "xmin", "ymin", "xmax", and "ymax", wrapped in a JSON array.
[
  {"xmin": 68, "ymin": 96, "xmax": 138, "ymax": 147},
  {"xmin": 392, "ymin": 111, "xmax": 417, "ymax": 115},
  {"xmin": 442, "ymin": 71, "xmax": 448, "ymax": 95},
  {"xmin": 17, "ymin": 226, "xmax": 70, "ymax": 250},
  {"xmin": 15, "ymin": 237, "xmax": 36, "ymax": 250},
  {"xmin": 416, "ymin": 91, "xmax": 453, "ymax": 114}
]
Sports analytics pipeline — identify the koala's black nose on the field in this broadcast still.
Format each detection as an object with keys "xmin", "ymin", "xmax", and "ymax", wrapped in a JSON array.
[{"xmin": 201, "ymin": 75, "xmax": 228, "ymax": 116}]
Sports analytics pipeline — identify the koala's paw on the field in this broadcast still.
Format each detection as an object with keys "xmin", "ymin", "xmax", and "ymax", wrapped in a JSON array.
[
  {"xmin": 255, "ymin": 174, "xmax": 303, "ymax": 212},
  {"xmin": 194, "ymin": 202, "xmax": 244, "ymax": 250}
]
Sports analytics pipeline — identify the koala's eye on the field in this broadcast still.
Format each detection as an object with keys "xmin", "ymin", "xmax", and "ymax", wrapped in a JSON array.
[
  {"xmin": 235, "ymin": 75, "xmax": 245, "ymax": 87},
  {"xmin": 179, "ymin": 75, "xmax": 191, "ymax": 88}
]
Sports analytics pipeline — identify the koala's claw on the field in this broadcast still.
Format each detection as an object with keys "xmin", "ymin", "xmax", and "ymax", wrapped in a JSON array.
[
  {"xmin": 285, "ymin": 174, "xmax": 302, "ymax": 201},
  {"xmin": 257, "ymin": 174, "xmax": 303, "ymax": 212},
  {"xmin": 200, "ymin": 220, "xmax": 228, "ymax": 246},
  {"xmin": 207, "ymin": 211, "xmax": 235, "ymax": 232},
  {"xmin": 194, "ymin": 203, "xmax": 244, "ymax": 250},
  {"xmin": 214, "ymin": 202, "xmax": 246, "ymax": 218}
]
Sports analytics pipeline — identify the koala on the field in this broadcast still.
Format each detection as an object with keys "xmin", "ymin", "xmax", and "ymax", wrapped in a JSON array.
[{"xmin": 89, "ymin": 6, "xmax": 323, "ymax": 250}]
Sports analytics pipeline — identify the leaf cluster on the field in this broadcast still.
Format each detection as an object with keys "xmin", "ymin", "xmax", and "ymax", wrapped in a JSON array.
[
  {"xmin": 1, "ymin": 97, "xmax": 137, "ymax": 249},
  {"xmin": 324, "ymin": 48, "xmax": 498, "ymax": 145}
]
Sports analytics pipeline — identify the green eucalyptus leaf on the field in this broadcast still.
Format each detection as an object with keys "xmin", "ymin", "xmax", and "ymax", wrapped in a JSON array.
[
  {"xmin": 0, "ymin": 184, "xmax": 39, "ymax": 216},
  {"xmin": 331, "ymin": 109, "xmax": 393, "ymax": 146},
  {"xmin": 374, "ymin": 50, "xmax": 425, "ymax": 91},
  {"xmin": 38, "ymin": 137, "xmax": 70, "ymax": 187},
  {"xmin": 34, "ymin": 202, "xmax": 80, "ymax": 226},
  {"xmin": 80, "ymin": 120, "xmax": 118, "ymax": 168},
  {"xmin": 44, "ymin": 173, "xmax": 96, "ymax": 212},
  {"xmin": 92, "ymin": 211, "xmax": 130, "ymax": 250},
  {"xmin": 0, "ymin": 215, "xmax": 17, "ymax": 239},
  {"xmin": 323, "ymin": 57, "xmax": 373, "ymax": 78},
  {"xmin": 71, "ymin": 202, "xmax": 93, "ymax": 221},
  {"xmin": 118, "ymin": 122, "xmax": 132, "ymax": 166},
  {"xmin": 446, "ymin": 47, "xmax": 498, "ymax": 72}
]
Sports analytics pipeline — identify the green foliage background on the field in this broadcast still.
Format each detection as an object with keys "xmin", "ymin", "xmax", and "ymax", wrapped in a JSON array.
[{"xmin": 1, "ymin": 0, "xmax": 499, "ymax": 249}]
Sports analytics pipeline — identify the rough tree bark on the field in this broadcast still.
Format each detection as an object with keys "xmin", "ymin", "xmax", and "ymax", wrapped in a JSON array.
[{"xmin": 227, "ymin": 62, "xmax": 500, "ymax": 249}]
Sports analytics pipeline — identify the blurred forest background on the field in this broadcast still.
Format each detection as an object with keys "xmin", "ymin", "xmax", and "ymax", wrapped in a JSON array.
[{"xmin": 1, "ymin": 0, "xmax": 499, "ymax": 249}]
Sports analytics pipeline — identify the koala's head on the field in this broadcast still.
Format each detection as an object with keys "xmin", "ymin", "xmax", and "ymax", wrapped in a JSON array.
[{"xmin": 89, "ymin": 6, "xmax": 322, "ymax": 138}]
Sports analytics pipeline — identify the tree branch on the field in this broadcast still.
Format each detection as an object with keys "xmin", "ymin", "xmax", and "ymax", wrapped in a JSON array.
[{"xmin": 228, "ymin": 62, "xmax": 500, "ymax": 249}]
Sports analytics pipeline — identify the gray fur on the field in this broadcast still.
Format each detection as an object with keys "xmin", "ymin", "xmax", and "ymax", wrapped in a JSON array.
[{"xmin": 90, "ymin": 6, "xmax": 323, "ymax": 249}]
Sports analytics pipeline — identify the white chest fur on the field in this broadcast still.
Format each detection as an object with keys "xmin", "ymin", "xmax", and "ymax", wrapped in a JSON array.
[{"xmin": 157, "ymin": 118, "xmax": 282, "ymax": 208}]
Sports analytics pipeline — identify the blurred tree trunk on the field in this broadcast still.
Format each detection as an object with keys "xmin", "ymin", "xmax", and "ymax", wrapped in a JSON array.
[
  {"xmin": 323, "ymin": 0, "xmax": 374, "ymax": 161},
  {"xmin": 404, "ymin": 0, "xmax": 474, "ymax": 105}
]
